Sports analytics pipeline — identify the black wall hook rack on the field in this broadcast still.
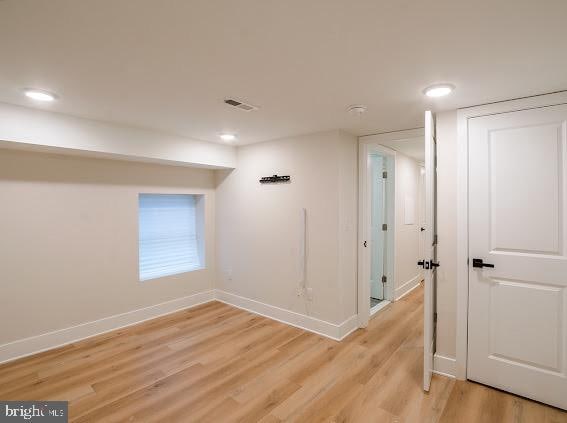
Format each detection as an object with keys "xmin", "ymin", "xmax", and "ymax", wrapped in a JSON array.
[{"xmin": 259, "ymin": 175, "xmax": 291, "ymax": 184}]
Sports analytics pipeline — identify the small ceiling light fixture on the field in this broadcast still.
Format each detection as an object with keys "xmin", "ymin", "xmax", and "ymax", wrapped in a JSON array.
[
  {"xmin": 219, "ymin": 133, "xmax": 237, "ymax": 142},
  {"xmin": 347, "ymin": 104, "xmax": 368, "ymax": 115},
  {"xmin": 23, "ymin": 88, "xmax": 58, "ymax": 102},
  {"xmin": 423, "ymin": 84, "xmax": 454, "ymax": 98}
]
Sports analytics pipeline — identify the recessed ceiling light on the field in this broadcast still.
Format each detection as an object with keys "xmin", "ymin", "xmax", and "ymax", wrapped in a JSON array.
[
  {"xmin": 220, "ymin": 133, "xmax": 237, "ymax": 142},
  {"xmin": 23, "ymin": 88, "xmax": 58, "ymax": 102},
  {"xmin": 424, "ymin": 84, "xmax": 454, "ymax": 98}
]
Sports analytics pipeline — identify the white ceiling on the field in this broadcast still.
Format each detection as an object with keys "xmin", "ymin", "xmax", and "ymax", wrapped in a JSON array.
[{"xmin": 1, "ymin": 0, "xmax": 566, "ymax": 145}]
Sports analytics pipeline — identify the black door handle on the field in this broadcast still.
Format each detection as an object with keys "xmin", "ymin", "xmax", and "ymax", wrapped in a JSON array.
[
  {"xmin": 472, "ymin": 258, "xmax": 494, "ymax": 268},
  {"xmin": 363, "ymin": 241, "xmax": 367, "ymax": 248},
  {"xmin": 420, "ymin": 227, "xmax": 425, "ymax": 232},
  {"xmin": 417, "ymin": 260, "xmax": 430, "ymax": 269},
  {"xmin": 430, "ymin": 260, "xmax": 440, "ymax": 268}
]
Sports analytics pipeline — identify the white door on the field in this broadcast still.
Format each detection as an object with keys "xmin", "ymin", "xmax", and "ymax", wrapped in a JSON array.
[
  {"xmin": 418, "ymin": 165, "xmax": 426, "ymax": 281},
  {"xmin": 370, "ymin": 154, "xmax": 386, "ymax": 301},
  {"xmin": 423, "ymin": 111, "xmax": 438, "ymax": 391},
  {"xmin": 468, "ymin": 104, "xmax": 567, "ymax": 410}
]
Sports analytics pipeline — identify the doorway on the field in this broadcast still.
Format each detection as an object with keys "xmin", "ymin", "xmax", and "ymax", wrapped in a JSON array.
[
  {"xmin": 358, "ymin": 144, "xmax": 396, "ymax": 326},
  {"xmin": 358, "ymin": 129, "xmax": 426, "ymax": 327},
  {"xmin": 359, "ymin": 122, "xmax": 435, "ymax": 392},
  {"xmin": 369, "ymin": 153, "xmax": 389, "ymax": 315}
]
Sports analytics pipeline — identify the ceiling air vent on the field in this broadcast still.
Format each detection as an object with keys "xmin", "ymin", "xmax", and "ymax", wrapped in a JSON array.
[{"xmin": 224, "ymin": 98, "xmax": 259, "ymax": 112}]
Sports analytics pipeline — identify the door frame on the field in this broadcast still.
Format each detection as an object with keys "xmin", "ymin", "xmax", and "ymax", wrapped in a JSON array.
[
  {"xmin": 455, "ymin": 90, "xmax": 567, "ymax": 380},
  {"xmin": 357, "ymin": 140, "xmax": 397, "ymax": 328}
]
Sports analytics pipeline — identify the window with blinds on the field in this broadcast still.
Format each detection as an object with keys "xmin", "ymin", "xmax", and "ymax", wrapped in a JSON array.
[{"xmin": 138, "ymin": 194, "xmax": 204, "ymax": 281}]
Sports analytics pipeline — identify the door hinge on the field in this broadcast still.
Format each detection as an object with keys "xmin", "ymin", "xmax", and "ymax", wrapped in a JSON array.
[
  {"xmin": 433, "ymin": 234, "xmax": 438, "ymax": 245},
  {"xmin": 434, "ymin": 312, "xmax": 438, "ymax": 323},
  {"xmin": 381, "ymin": 275, "xmax": 387, "ymax": 283},
  {"xmin": 382, "ymin": 223, "xmax": 388, "ymax": 231},
  {"xmin": 382, "ymin": 171, "xmax": 387, "ymax": 179}
]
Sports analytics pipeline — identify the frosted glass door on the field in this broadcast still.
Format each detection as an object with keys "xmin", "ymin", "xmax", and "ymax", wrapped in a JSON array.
[{"xmin": 370, "ymin": 155, "xmax": 386, "ymax": 300}]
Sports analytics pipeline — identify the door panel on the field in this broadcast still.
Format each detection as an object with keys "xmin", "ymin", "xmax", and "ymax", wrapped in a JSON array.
[
  {"xmin": 489, "ymin": 123, "xmax": 562, "ymax": 254},
  {"xmin": 489, "ymin": 279, "xmax": 563, "ymax": 372},
  {"xmin": 468, "ymin": 104, "xmax": 567, "ymax": 410},
  {"xmin": 418, "ymin": 166, "xmax": 426, "ymax": 280},
  {"xmin": 423, "ymin": 111, "xmax": 437, "ymax": 391}
]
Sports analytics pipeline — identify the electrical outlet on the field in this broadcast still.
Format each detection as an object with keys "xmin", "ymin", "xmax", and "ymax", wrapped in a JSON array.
[{"xmin": 225, "ymin": 267, "xmax": 233, "ymax": 281}]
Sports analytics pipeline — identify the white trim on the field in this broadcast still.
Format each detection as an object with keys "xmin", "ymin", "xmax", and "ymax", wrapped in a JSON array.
[
  {"xmin": 370, "ymin": 300, "xmax": 391, "ymax": 316},
  {"xmin": 357, "ymin": 141, "xmax": 370, "ymax": 328},
  {"xmin": 0, "ymin": 290, "xmax": 216, "ymax": 365},
  {"xmin": 357, "ymin": 138, "xmax": 399, "ymax": 329},
  {"xmin": 394, "ymin": 275, "xmax": 422, "ymax": 300},
  {"xmin": 357, "ymin": 142, "xmax": 379, "ymax": 328},
  {"xmin": 362, "ymin": 128, "xmax": 424, "ymax": 143},
  {"xmin": 455, "ymin": 90, "xmax": 567, "ymax": 380},
  {"xmin": 456, "ymin": 107, "xmax": 469, "ymax": 380},
  {"xmin": 338, "ymin": 315, "xmax": 360, "ymax": 340},
  {"xmin": 215, "ymin": 290, "xmax": 358, "ymax": 341},
  {"xmin": 0, "ymin": 286, "xmax": 363, "ymax": 366},
  {"xmin": 433, "ymin": 353, "xmax": 457, "ymax": 378}
]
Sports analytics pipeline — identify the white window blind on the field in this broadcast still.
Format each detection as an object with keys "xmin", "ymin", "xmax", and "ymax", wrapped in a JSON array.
[{"xmin": 138, "ymin": 194, "xmax": 202, "ymax": 281}]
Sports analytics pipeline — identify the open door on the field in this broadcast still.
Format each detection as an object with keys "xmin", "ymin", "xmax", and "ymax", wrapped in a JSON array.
[{"xmin": 423, "ymin": 110, "xmax": 438, "ymax": 391}]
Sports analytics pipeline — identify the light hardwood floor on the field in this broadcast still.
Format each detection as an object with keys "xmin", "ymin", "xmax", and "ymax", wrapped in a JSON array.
[{"xmin": 0, "ymin": 286, "xmax": 565, "ymax": 422}]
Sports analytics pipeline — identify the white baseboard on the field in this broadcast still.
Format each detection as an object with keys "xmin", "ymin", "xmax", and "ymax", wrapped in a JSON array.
[
  {"xmin": 215, "ymin": 290, "xmax": 358, "ymax": 341},
  {"xmin": 0, "ymin": 288, "xmax": 362, "ymax": 365},
  {"xmin": 370, "ymin": 300, "xmax": 390, "ymax": 316},
  {"xmin": 433, "ymin": 353, "xmax": 457, "ymax": 378},
  {"xmin": 0, "ymin": 290, "xmax": 215, "ymax": 365},
  {"xmin": 395, "ymin": 274, "xmax": 422, "ymax": 300},
  {"xmin": 337, "ymin": 315, "xmax": 359, "ymax": 340}
]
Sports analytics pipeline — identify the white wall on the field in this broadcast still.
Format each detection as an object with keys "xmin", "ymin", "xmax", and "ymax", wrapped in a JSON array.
[
  {"xmin": 0, "ymin": 103, "xmax": 236, "ymax": 169},
  {"xmin": 0, "ymin": 149, "xmax": 217, "ymax": 347},
  {"xmin": 435, "ymin": 110, "xmax": 458, "ymax": 359},
  {"xmin": 394, "ymin": 151, "xmax": 423, "ymax": 299},
  {"xmin": 215, "ymin": 130, "xmax": 358, "ymax": 326},
  {"xmin": 0, "ymin": 102, "xmax": 459, "ymax": 361}
]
